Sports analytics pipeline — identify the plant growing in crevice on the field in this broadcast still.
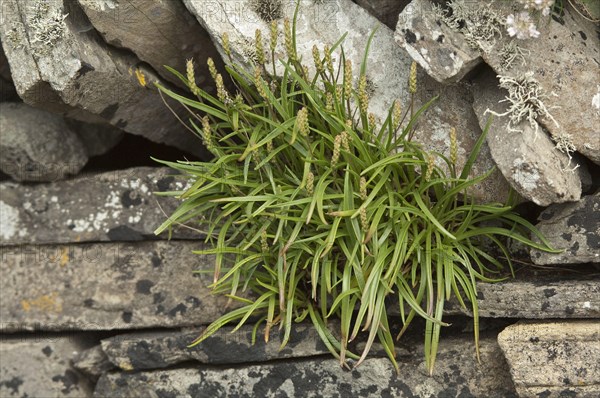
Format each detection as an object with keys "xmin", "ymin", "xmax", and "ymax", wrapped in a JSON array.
[{"xmin": 154, "ymin": 5, "xmax": 557, "ymax": 375}]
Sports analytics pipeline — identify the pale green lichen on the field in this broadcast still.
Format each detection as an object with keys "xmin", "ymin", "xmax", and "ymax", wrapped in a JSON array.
[
  {"xmin": 498, "ymin": 41, "xmax": 528, "ymax": 70},
  {"xmin": 28, "ymin": 2, "xmax": 69, "ymax": 52},
  {"xmin": 433, "ymin": 0, "xmax": 505, "ymax": 51},
  {"xmin": 5, "ymin": 28, "xmax": 23, "ymax": 50}
]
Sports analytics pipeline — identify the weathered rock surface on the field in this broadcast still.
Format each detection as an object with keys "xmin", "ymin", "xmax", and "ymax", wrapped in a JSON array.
[
  {"xmin": 184, "ymin": 0, "xmax": 513, "ymax": 203},
  {"xmin": 531, "ymin": 192, "xmax": 600, "ymax": 265},
  {"xmin": 396, "ymin": 0, "xmax": 600, "ymax": 164},
  {"xmin": 0, "ymin": 102, "xmax": 88, "ymax": 181},
  {"xmin": 479, "ymin": 1, "xmax": 600, "ymax": 165},
  {"xmin": 498, "ymin": 321, "xmax": 600, "ymax": 398},
  {"xmin": 0, "ymin": 167, "xmax": 195, "ymax": 245},
  {"xmin": 0, "ymin": 335, "xmax": 94, "ymax": 397},
  {"xmin": 77, "ymin": 0, "xmax": 221, "ymax": 90},
  {"xmin": 472, "ymin": 69, "xmax": 583, "ymax": 206},
  {"xmin": 445, "ymin": 276, "xmax": 600, "ymax": 319},
  {"xmin": 72, "ymin": 344, "xmax": 116, "ymax": 379},
  {"xmin": 94, "ymin": 335, "xmax": 516, "ymax": 397},
  {"xmin": 0, "ymin": 0, "xmax": 201, "ymax": 154},
  {"xmin": 0, "ymin": 240, "xmax": 236, "ymax": 331},
  {"xmin": 395, "ymin": 0, "xmax": 482, "ymax": 83},
  {"xmin": 101, "ymin": 323, "xmax": 332, "ymax": 371},
  {"xmin": 355, "ymin": 0, "xmax": 410, "ymax": 29}
]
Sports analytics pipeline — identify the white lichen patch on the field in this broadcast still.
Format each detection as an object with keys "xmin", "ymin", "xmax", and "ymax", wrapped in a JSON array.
[
  {"xmin": 28, "ymin": 2, "xmax": 69, "ymax": 51},
  {"xmin": 105, "ymin": 191, "xmax": 121, "ymax": 209},
  {"xmin": 512, "ymin": 158, "xmax": 540, "ymax": 192},
  {"xmin": 593, "ymin": 86, "xmax": 600, "ymax": 115},
  {"xmin": 0, "ymin": 201, "xmax": 20, "ymax": 240},
  {"xmin": 68, "ymin": 211, "xmax": 110, "ymax": 233}
]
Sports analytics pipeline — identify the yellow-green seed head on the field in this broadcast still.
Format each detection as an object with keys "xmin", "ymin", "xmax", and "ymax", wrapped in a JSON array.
[
  {"xmin": 306, "ymin": 171, "xmax": 314, "ymax": 195},
  {"xmin": 358, "ymin": 75, "xmax": 369, "ymax": 114},
  {"xmin": 312, "ymin": 45, "xmax": 323, "ymax": 74},
  {"xmin": 360, "ymin": 176, "xmax": 367, "ymax": 200},
  {"xmin": 283, "ymin": 18, "xmax": 295, "ymax": 61},
  {"xmin": 202, "ymin": 116, "xmax": 214, "ymax": 152},
  {"xmin": 270, "ymin": 20, "xmax": 278, "ymax": 52},
  {"xmin": 324, "ymin": 45, "xmax": 334, "ymax": 76},
  {"xmin": 409, "ymin": 61, "xmax": 417, "ymax": 94},
  {"xmin": 297, "ymin": 107, "xmax": 309, "ymax": 137},
  {"xmin": 267, "ymin": 140, "xmax": 274, "ymax": 152},
  {"xmin": 450, "ymin": 127, "xmax": 458, "ymax": 166},
  {"xmin": 207, "ymin": 57, "xmax": 218, "ymax": 82},
  {"xmin": 222, "ymin": 32, "xmax": 231, "ymax": 59},
  {"xmin": 340, "ymin": 131, "xmax": 350, "ymax": 152},
  {"xmin": 186, "ymin": 59, "xmax": 200, "ymax": 96},
  {"xmin": 393, "ymin": 99, "xmax": 402, "ymax": 130},
  {"xmin": 261, "ymin": 230, "xmax": 269, "ymax": 253},
  {"xmin": 344, "ymin": 59, "xmax": 353, "ymax": 97},
  {"xmin": 326, "ymin": 92, "xmax": 334, "ymax": 112},
  {"xmin": 215, "ymin": 73, "xmax": 229, "ymax": 103},
  {"xmin": 425, "ymin": 153, "xmax": 435, "ymax": 181},
  {"xmin": 368, "ymin": 113, "xmax": 376, "ymax": 130},
  {"xmin": 254, "ymin": 67, "xmax": 268, "ymax": 99},
  {"xmin": 255, "ymin": 29, "xmax": 266, "ymax": 65},
  {"xmin": 360, "ymin": 207, "xmax": 368, "ymax": 233},
  {"xmin": 331, "ymin": 135, "xmax": 342, "ymax": 166}
]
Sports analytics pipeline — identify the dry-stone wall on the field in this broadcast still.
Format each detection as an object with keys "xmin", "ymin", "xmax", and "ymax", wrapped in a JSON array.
[{"xmin": 1, "ymin": 0, "xmax": 599, "ymax": 397}]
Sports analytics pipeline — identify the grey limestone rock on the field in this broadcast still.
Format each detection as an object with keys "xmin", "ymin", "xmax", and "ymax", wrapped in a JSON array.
[
  {"xmin": 77, "ymin": 0, "xmax": 222, "ymax": 90},
  {"xmin": 0, "ymin": 0, "xmax": 201, "ymax": 154},
  {"xmin": 94, "ymin": 335, "xmax": 516, "ymax": 397},
  {"xmin": 531, "ymin": 192, "xmax": 600, "ymax": 265},
  {"xmin": 472, "ymin": 69, "xmax": 583, "ymax": 206},
  {"xmin": 444, "ymin": 276, "xmax": 600, "ymax": 319},
  {"xmin": 183, "ymin": 0, "xmax": 513, "ymax": 204},
  {"xmin": 72, "ymin": 344, "xmax": 116, "ymax": 380},
  {"xmin": 0, "ymin": 167, "xmax": 195, "ymax": 245},
  {"xmin": 0, "ymin": 335, "xmax": 95, "ymax": 398},
  {"xmin": 0, "ymin": 240, "xmax": 239, "ymax": 331},
  {"xmin": 355, "ymin": 0, "xmax": 411, "ymax": 29},
  {"xmin": 100, "ymin": 323, "xmax": 333, "ymax": 371},
  {"xmin": 498, "ymin": 321, "xmax": 600, "ymax": 398},
  {"xmin": 395, "ymin": 0, "xmax": 482, "ymax": 83},
  {"xmin": 0, "ymin": 102, "xmax": 88, "ymax": 181}
]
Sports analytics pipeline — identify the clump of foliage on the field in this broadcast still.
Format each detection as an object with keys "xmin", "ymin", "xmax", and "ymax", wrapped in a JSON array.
[{"xmin": 154, "ymin": 8, "xmax": 556, "ymax": 374}]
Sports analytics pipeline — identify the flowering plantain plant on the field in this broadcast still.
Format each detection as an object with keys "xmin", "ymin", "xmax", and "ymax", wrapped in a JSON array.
[{"xmin": 154, "ymin": 7, "xmax": 557, "ymax": 375}]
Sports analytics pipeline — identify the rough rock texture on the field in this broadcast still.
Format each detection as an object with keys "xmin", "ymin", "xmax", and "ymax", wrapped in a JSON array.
[
  {"xmin": 77, "ymin": 0, "xmax": 221, "ymax": 90},
  {"xmin": 444, "ymin": 276, "xmax": 600, "ymax": 319},
  {"xmin": 72, "ymin": 345, "xmax": 116, "ymax": 379},
  {"xmin": 531, "ymin": 192, "xmax": 600, "ymax": 265},
  {"xmin": 472, "ymin": 69, "xmax": 582, "ymax": 206},
  {"xmin": 355, "ymin": 0, "xmax": 411, "ymax": 29},
  {"xmin": 94, "ymin": 335, "xmax": 516, "ymax": 397},
  {"xmin": 395, "ymin": 0, "xmax": 482, "ymax": 83},
  {"xmin": 498, "ymin": 321, "xmax": 600, "ymax": 398},
  {"xmin": 395, "ymin": 0, "xmax": 600, "ymax": 164},
  {"xmin": 0, "ymin": 102, "xmax": 88, "ymax": 181},
  {"xmin": 479, "ymin": 1, "xmax": 600, "ymax": 165},
  {"xmin": 0, "ymin": 167, "xmax": 195, "ymax": 245},
  {"xmin": 0, "ymin": 0, "xmax": 201, "ymax": 154},
  {"xmin": 184, "ymin": 0, "xmax": 513, "ymax": 203},
  {"xmin": 0, "ymin": 240, "xmax": 237, "ymax": 331},
  {"xmin": 100, "ymin": 323, "xmax": 332, "ymax": 371},
  {"xmin": 0, "ymin": 336, "xmax": 94, "ymax": 397}
]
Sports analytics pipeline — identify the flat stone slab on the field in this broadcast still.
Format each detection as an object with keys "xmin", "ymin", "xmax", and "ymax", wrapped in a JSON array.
[
  {"xmin": 445, "ymin": 276, "xmax": 600, "ymax": 319},
  {"xmin": 498, "ymin": 321, "xmax": 600, "ymax": 398},
  {"xmin": 0, "ymin": 240, "xmax": 236, "ymax": 331},
  {"xmin": 472, "ymin": 69, "xmax": 583, "ymax": 206},
  {"xmin": 100, "ymin": 323, "xmax": 333, "ymax": 371},
  {"xmin": 94, "ymin": 335, "xmax": 516, "ymax": 397},
  {"xmin": 531, "ymin": 192, "xmax": 600, "ymax": 265},
  {"xmin": 0, "ymin": 335, "xmax": 94, "ymax": 397},
  {"xmin": 0, "ymin": 167, "xmax": 195, "ymax": 245}
]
